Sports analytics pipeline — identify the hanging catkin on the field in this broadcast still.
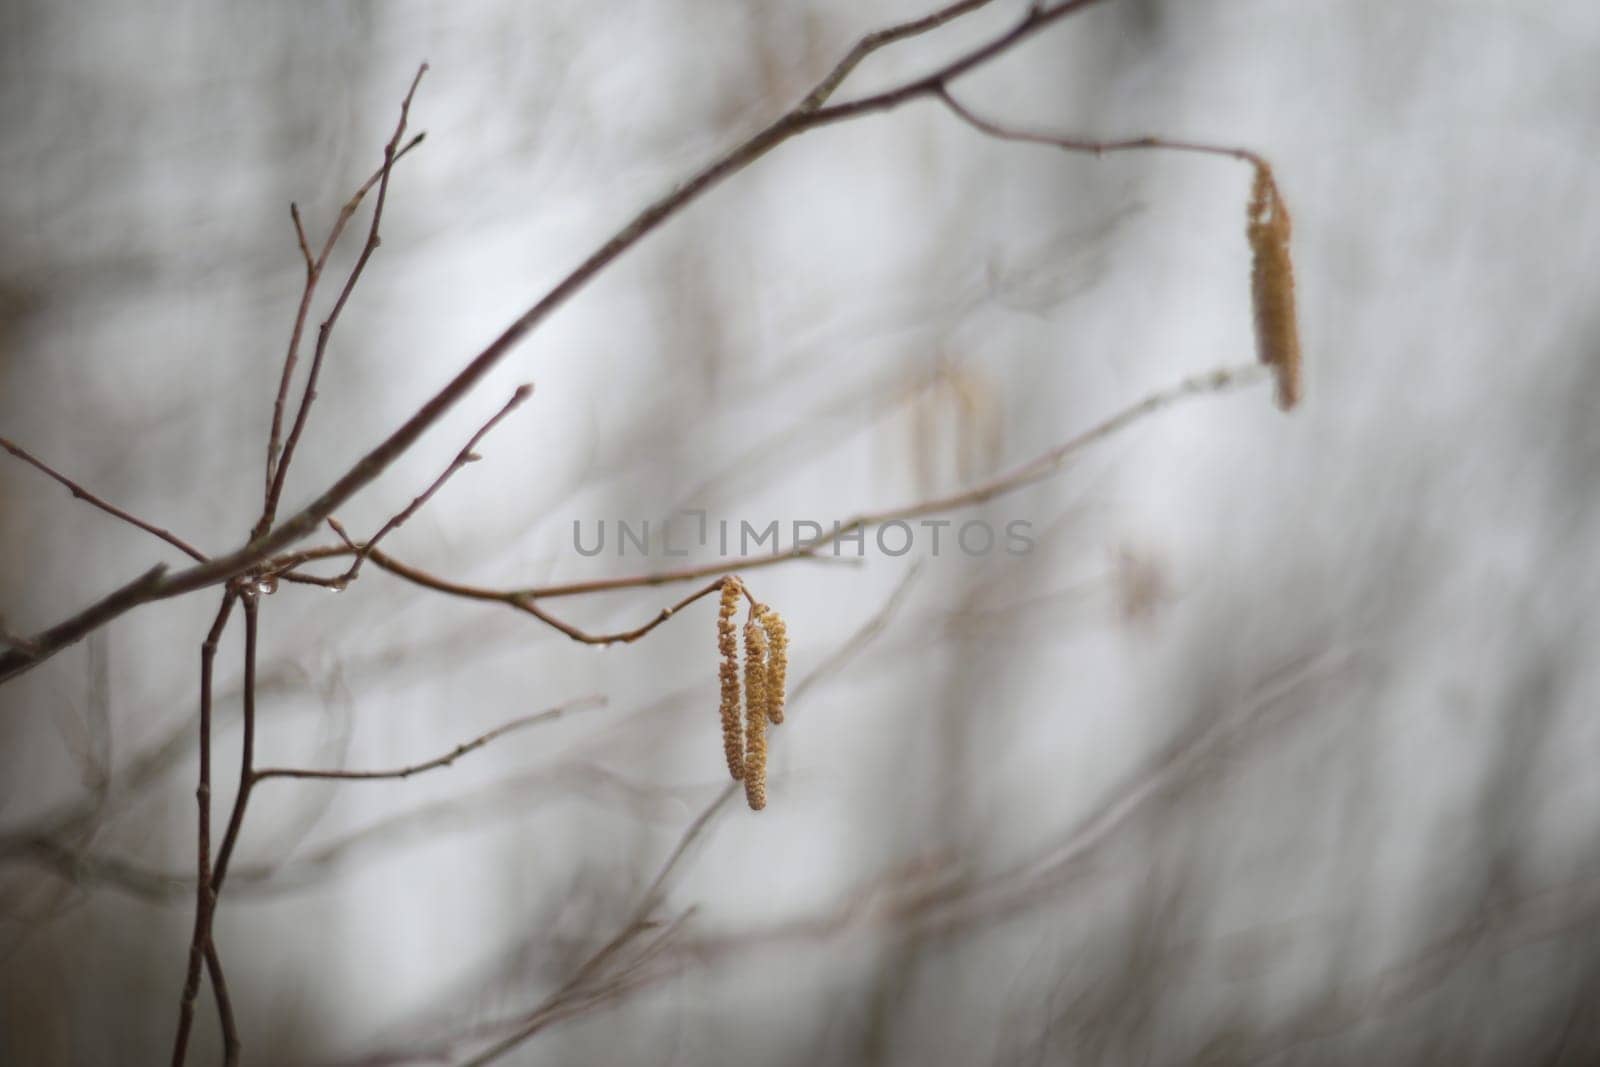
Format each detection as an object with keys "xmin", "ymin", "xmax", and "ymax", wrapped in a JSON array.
[
  {"xmin": 717, "ymin": 577, "xmax": 744, "ymax": 781},
  {"xmin": 1247, "ymin": 161, "xmax": 1301, "ymax": 411}
]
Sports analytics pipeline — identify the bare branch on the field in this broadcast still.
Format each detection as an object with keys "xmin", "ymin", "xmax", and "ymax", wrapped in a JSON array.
[
  {"xmin": 210, "ymin": 596, "xmax": 260, "ymax": 897},
  {"xmin": 251, "ymin": 694, "xmax": 604, "ymax": 784},
  {"xmin": 933, "ymin": 83, "xmax": 1264, "ymax": 166},
  {"xmin": 798, "ymin": 0, "xmax": 999, "ymax": 113},
  {"xmin": 288, "ymin": 202, "xmax": 313, "ymax": 275},
  {"xmin": 169, "ymin": 592, "xmax": 236, "ymax": 1067},
  {"xmin": 1, "ymin": 0, "xmax": 1117, "ymax": 683},
  {"xmin": 266, "ymin": 133, "xmax": 427, "ymax": 499},
  {"xmin": 329, "ymin": 384, "xmax": 532, "ymax": 589},
  {"xmin": 261, "ymin": 63, "xmax": 430, "ymax": 532},
  {"xmin": 1, "ymin": 436, "xmax": 209, "ymax": 563},
  {"xmin": 805, "ymin": 0, "xmax": 1108, "ymax": 127},
  {"xmin": 368, "ymin": 561, "xmax": 732, "ymax": 647}
]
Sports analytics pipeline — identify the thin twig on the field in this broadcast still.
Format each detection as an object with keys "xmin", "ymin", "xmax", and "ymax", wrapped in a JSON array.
[
  {"xmin": 369, "ymin": 561, "xmax": 732, "ymax": 647},
  {"xmin": 258, "ymin": 539, "xmax": 849, "ymax": 596},
  {"xmin": 797, "ymin": 0, "xmax": 998, "ymax": 113},
  {"xmin": 169, "ymin": 592, "xmax": 236, "ymax": 1067},
  {"xmin": 0, "ymin": 0, "xmax": 1111, "ymax": 683},
  {"xmin": 261, "ymin": 64, "xmax": 430, "ymax": 535},
  {"xmin": 288, "ymin": 203, "xmax": 313, "ymax": 274},
  {"xmin": 329, "ymin": 384, "xmax": 532, "ymax": 588},
  {"xmin": 202, "ymin": 941, "xmax": 238, "ymax": 1066},
  {"xmin": 933, "ymin": 83, "xmax": 1264, "ymax": 166},
  {"xmin": 264, "ymin": 134, "xmax": 427, "ymax": 503},
  {"xmin": 251, "ymin": 694, "xmax": 603, "ymax": 783},
  {"xmin": 210, "ymin": 596, "xmax": 260, "ymax": 898},
  {"xmin": 804, "ymin": 0, "xmax": 1107, "ymax": 127},
  {"xmin": 2, "ymin": 436, "xmax": 208, "ymax": 563}
]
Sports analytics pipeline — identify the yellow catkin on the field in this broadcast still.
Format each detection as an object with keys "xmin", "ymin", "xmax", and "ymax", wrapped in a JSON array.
[
  {"xmin": 1247, "ymin": 162, "xmax": 1302, "ymax": 411},
  {"xmin": 742, "ymin": 617, "xmax": 769, "ymax": 811},
  {"xmin": 717, "ymin": 578, "xmax": 744, "ymax": 781},
  {"xmin": 756, "ymin": 605, "xmax": 788, "ymax": 725}
]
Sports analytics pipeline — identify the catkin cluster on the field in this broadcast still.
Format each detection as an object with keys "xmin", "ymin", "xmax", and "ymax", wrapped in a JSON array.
[
  {"xmin": 1246, "ymin": 161, "xmax": 1302, "ymax": 411},
  {"xmin": 714, "ymin": 576, "xmax": 790, "ymax": 810}
]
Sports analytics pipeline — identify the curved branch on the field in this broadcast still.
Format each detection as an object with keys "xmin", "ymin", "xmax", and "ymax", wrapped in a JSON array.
[{"xmin": 252, "ymin": 694, "xmax": 604, "ymax": 784}]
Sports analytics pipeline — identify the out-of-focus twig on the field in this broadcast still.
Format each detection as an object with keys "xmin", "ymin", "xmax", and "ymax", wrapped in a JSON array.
[{"xmin": 252, "ymin": 694, "xmax": 603, "ymax": 784}]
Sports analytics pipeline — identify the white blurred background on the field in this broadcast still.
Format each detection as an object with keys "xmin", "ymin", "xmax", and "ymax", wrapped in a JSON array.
[{"xmin": 4, "ymin": 1, "xmax": 1600, "ymax": 1063}]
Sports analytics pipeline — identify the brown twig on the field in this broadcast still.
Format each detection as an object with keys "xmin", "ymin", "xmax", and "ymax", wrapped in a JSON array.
[
  {"xmin": 202, "ymin": 940, "xmax": 239, "ymax": 1067},
  {"xmin": 2, "ymin": 436, "xmax": 209, "ymax": 563},
  {"xmin": 258, "ymin": 64, "xmax": 429, "ymax": 535},
  {"xmin": 173, "ymin": 593, "xmax": 262, "ymax": 1067},
  {"xmin": 169, "ymin": 592, "xmax": 236, "ymax": 1067},
  {"xmin": 797, "ymin": 0, "xmax": 997, "ymax": 113},
  {"xmin": 257, "ymin": 539, "xmax": 849, "ymax": 597},
  {"xmin": 251, "ymin": 694, "xmax": 604, "ymax": 784},
  {"xmin": 368, "ymin": 560, "xmax": 734, "ymax": 647},
  {"xmin": 932, "ymin": 84, "xmax": 1265, "ymax": 167},
  {"xmin": 264, "ymin": 136, "xmax": 426, "ymax": 504},
  {"xmin": 0, "ymin": 0, "xmax": 1109, "ymax": 683},
  {"xmin": 210, "ymin": 596, "xmax": 260, "ymax": 899},
  {"xmin": 327, "ymin": 384, "xmax": 532, "ymax": 589}
]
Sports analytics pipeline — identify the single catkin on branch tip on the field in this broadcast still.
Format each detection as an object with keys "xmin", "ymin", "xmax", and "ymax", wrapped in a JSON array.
[{"xmin": 1246, "ymin": 160, "xmax": 1302, "ymax": 411}]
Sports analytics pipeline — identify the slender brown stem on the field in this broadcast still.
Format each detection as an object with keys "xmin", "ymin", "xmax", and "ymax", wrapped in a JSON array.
[
  {"xmin": 2, "ymin": 436, "xmax": 209, "ymax": 563},
  {"xmin": 369, "ymin": 557, "xmax": 732, "ymax": 647},
  {"xmin": 203, "ymin": 941, "xmax": 240, "ymax": 1067},
  {"xmin": 289, "ymin": 203, "xmax": 313, "ymax": 274},
  {"xmin": 264, "ymin": 136, "xmax": 426, "ymax": 502},
  {"xmin": 0, "ymin": 1, "xmax": 1115, "ymax": 684},
  {"xmin": 330, "ymin": 384, "xmax": 532, "ymax": 588},
  {"xmin": 261, "ymin": 64, "xmax": 429, "ymax": 535},
  {"xmin": 257, "ymin": 540, "xmax": 849, "ymax": 596},
  {"xmin": 933, "ymin": 84, "xmax": 1265, "ymax": 166},
  {"xmin": 170, "ymin": 591, "xmax": 236, "ymax": 1067},
  {"xmin": 515, "ymin": 549, "xmax": 843, "ymax": 600},
  {"xmin": 211, "ymin": 595, "xmax": 259, "ymax": 896},
  {"xmin": 804, "ymin": 0, "xmax": 1108, "ymax": 127},
  {"xmin": 252, "ymin": 694, "xmax": 604, "ymax": 783},
  {"xmin": 797, "ymin": 0, "xmax": 998, "ymax": 113}
]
